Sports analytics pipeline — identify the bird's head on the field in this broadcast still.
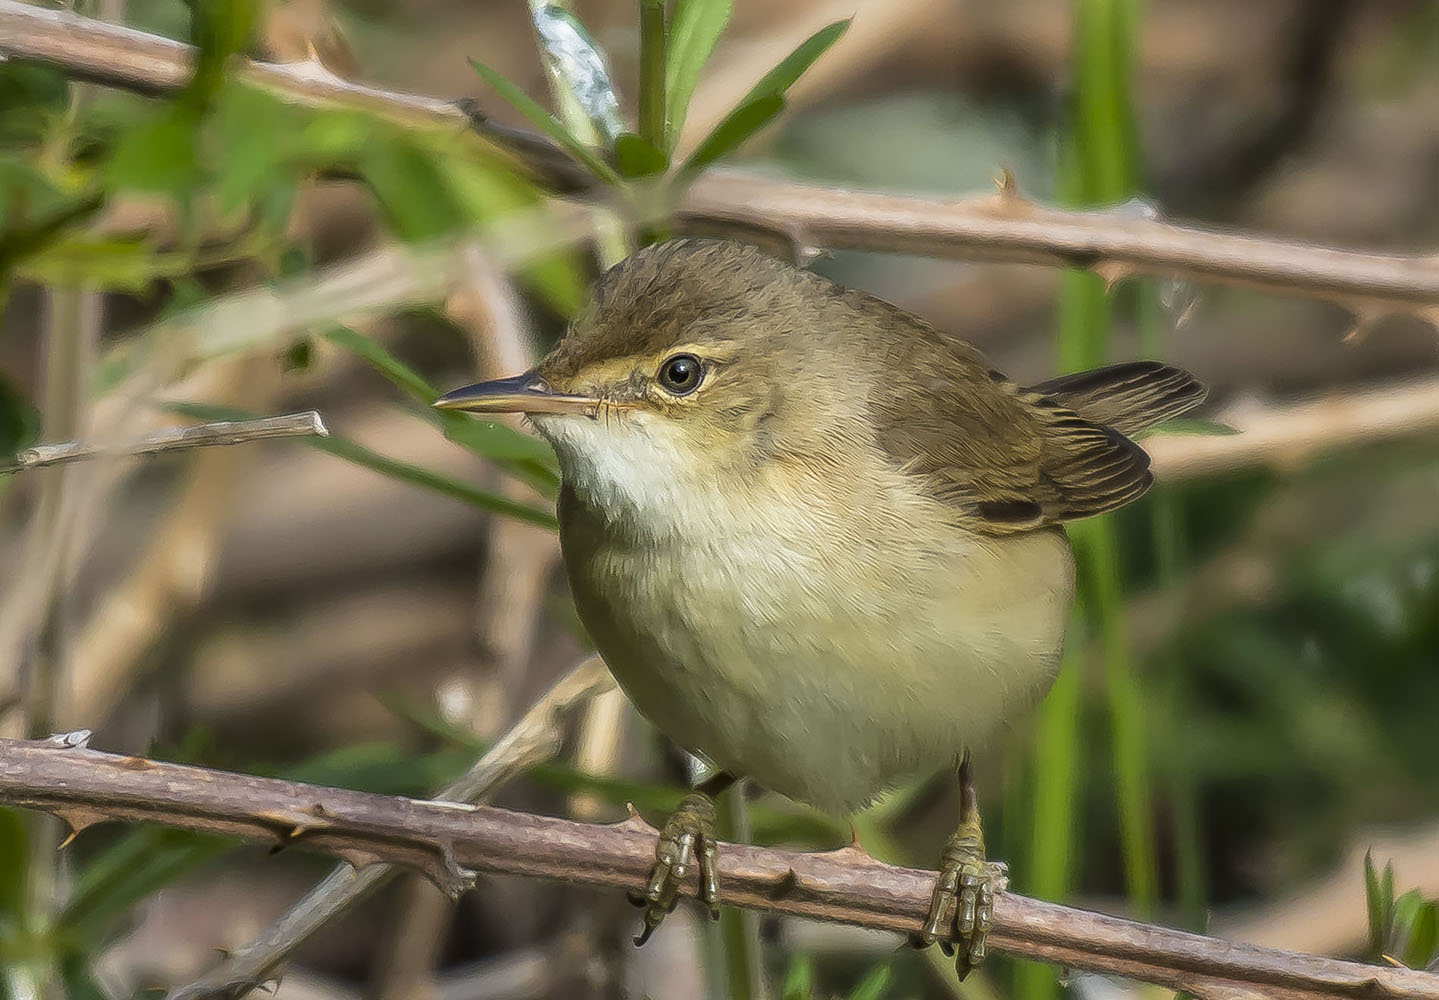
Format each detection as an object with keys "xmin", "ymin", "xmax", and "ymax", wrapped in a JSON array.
[{"xmin": 436, "ymin": 239, "xmax": 866, "ymax": 520}]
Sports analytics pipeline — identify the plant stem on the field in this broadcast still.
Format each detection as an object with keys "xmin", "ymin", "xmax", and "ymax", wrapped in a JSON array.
[{"xmin": 638, "ymin": 0, "xmax": 666, "ymax": 149}]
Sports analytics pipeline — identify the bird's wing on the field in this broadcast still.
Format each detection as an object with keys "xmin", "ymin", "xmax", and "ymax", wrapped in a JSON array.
[{"xmin": 868, "ymin": 313, "xmax": 1154, "ymax": 536}]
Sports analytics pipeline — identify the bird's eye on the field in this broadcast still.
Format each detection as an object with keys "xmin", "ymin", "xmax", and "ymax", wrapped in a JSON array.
[{"xmin": 658, "ymin": 354, "xmax": 704, "ymax": 395}]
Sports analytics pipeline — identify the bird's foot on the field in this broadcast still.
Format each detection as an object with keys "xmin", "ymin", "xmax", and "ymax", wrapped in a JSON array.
[
  {"xmin": 628, "ymin": 790, "xmax": 719, "ymax": 945},
  {"xmin": 913, "ymin": 750, "xmax": 1006, "ymax": 979}
]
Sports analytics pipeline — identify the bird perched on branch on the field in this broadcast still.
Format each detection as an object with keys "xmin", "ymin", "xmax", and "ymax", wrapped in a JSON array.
[{"xmin": 438, "ymin": 238, "xmax": 1205, "ymax": 974}]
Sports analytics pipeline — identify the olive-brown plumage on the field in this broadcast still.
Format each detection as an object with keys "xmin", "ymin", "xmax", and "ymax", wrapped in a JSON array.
[{"xmin": 436, "ymin": 238, "xmax": 1205, "ymax": 962}]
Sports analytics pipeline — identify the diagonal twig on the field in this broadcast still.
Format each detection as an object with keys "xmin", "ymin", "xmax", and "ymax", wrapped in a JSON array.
[
  {"xmin": 1, "ymin": 412, "xmax": 329, "ymax": 474},
  {"xmin": 168, "ymin": 658, "xmax": 613, "ymax": 1000},
  {"xmin": 2, "ymin": 727, "xmax": 1437, "ymax": 1000},
  {"xmin": 2, "ymin": 1, "xmax": 1437, "ymax": 314}
]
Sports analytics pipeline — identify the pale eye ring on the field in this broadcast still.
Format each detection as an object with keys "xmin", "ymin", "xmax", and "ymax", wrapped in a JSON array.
[{"xmin": 658, "ymin": 354, "xmax": 704, "ymax": 395}]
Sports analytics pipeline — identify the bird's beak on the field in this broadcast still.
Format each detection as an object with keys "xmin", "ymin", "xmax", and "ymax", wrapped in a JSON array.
[{"xmin": 433, "ymin": 372, "xmax": 599, "ymax": 417}]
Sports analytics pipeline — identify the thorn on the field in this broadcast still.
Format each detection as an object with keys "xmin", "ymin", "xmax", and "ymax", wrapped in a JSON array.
[
  {"xmin": 614, "ymin": 803, "xmax": 656, "ymax": 835},
  {"xmin": 849, "ymin": 820, "xmax": 864, "ymax": 850},
  {"xmin": 1342, "ymin": 307, "xmax": 1386, "ymax": 345},
  {"xmin": 995, "ymin": 167, "xmax": 1019, "ymax": 199},
  {"xmin": 55, "ymin": 808, "xmax": 104, "ymax": 843},
  {"xmin": 1093, "ymin": 259, "xmax": 1131, "ymax": 292},
  {"xmin": 430, "ymin": 841, "xmax": 478, "ymax": 899},
  {"xmin": 769, "ymin": 868, "xmax": 801, "ymax": 900}
]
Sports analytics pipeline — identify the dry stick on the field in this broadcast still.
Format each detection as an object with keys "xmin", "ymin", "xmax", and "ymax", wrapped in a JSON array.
[
  {"xmin": 1144, "ymin": 374, "xmax": 1439, "ymax": 481},
  {"xmin": 1, "ymin": 412, "xmax": 329, "ymax": 474},
  {"xmin": 3, "ymin": 2, "xmax": 1438, "ymax": 313},
  {"xmin": 170, "ymin": 659, "xmax": 614, "ymax": 1000},
  {"xmin": 0, "ymin": 733, "xmax": 1434, "ymax": 1000}
]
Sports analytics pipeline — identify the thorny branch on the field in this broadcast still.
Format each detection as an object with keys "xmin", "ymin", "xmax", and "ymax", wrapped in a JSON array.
[
  {"xmin": 2, "ymin": 2, "xmax": 1437, "ymax": 316},
  {"xmin": 1, "ymin": 412, "xmax": 328, "ymax": 474},
  {"xmin": 172, "ymin": 659, "xmax": 614, "ymax": 1000},
  {"xmin": 1, "ymin": 733, "xmax": 1437, "ymax": 1000}
]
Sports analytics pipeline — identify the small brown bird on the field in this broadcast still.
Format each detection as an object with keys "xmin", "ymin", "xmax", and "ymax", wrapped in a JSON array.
[{"xmin": 437, "ymin": 238, "xmax": 1205, "ymax": 971}]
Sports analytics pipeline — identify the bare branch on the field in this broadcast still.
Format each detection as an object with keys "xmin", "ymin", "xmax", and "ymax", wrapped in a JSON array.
[
  {"xmin": 3, "ymin": 2, "xmax": 1437, "ymax": 313},
  {"xmin": 1145, "ymin": 374, "xmax": 1439, "ymax": 481},
  {"xmin": 1, "ymin": 735, "xmax": 1435, "ymax": 999},
  {"xmin": 2, "ymin": 412, "xmax": 329, "ymax": 474},
  {"xmin": 171, "ymin": 659, "xmax": 614, "ymax": 1000}
]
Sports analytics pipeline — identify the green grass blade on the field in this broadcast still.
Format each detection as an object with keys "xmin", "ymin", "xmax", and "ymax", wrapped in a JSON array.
[
  {"xmin": 664, "ymin": 0, "xmax": 733, "ymax": 151},
  {"xmin": 319, "ymin": 326, "xmax": 559, "ymax": 480},
  {"xmin": 322, "ymin": 326, "xmax": 433, "ymax": 405},
  {"xmin": 638, "ymin": 0, "xmax": 667, "ymax": 150},
  {"xmin": 676, "ymin": 95, "xmax": 783, "ymax": 179},
  {"xmin": 1086, "ymin": 519, "xmax": 1158, "ymax": 912},
  {"xmin": 1016, "ymin": 651, "xmax": 1083, "ymax": 1000},
  {"xmin": 468, "ymin": 59, "xmax": 620, "ymax": 186},
  {"xmin": 311, "ymin": 430, "xmax": 557, "ymax": 529},
  {"xmin": 1366, "ymin": 851, "xmax": 1386, "ymax": 961},
  {"xmin": 170, "ymin": 402, "xmax": 558, "ymax": 529},
  {"xmin": 849, "ymin": 965, "xmax": 893, "ymax": 1000},
  {"xmin": 735, "ymin": 19, "xmax": 848, "ymax": 106}
]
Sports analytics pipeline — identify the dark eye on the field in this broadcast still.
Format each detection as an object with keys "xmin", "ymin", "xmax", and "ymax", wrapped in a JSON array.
[{"xmin": 658, "ymin": 354, "xmax": 704, "ymax": 395}]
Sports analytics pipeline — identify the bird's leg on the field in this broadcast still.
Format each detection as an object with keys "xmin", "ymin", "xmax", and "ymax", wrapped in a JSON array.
[
  {"xmin": 630, "ymin": 770, "xmax": 734, "ymax": 945},
  {"xmin": 916, "ymin": 750, "xmax": 1005, "ymax": 979}
]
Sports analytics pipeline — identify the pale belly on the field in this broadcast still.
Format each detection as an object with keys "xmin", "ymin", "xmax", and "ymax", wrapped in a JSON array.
[{"xmin": 559, "ymin": 486, "xmax": 1075, "ymax": 815}]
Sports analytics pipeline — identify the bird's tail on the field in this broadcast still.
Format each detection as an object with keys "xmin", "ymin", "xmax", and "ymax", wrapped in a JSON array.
[{"xmin": 1028, "ymin": 360, "xmax": 1207, "ymax": 437}]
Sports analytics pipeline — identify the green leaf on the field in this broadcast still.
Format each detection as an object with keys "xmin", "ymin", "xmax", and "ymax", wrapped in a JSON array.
[
  {"xmin": 424, "ymin": 141, "xmax": 587, "ymax": 315},
  {"xmin": 1391, "ymin": 889, "xmax": 1427, "ymax": 959},
  {"xmin": 664, "ymin": 0, "xmax": 733, "ymax": 151},
  {"xmin": 1366, "ymin": 851, "xmax": 1387, "ymax": 961},
  {"xmin": 213, "ymin": 85, "xmax": 302, "ymax": 214},
  {"xmin": 780, "ymin": 954, "xmax": 815, "ymax": 1000},
  {"xmin": 201, "ymin": 401, "xmax": 556, "ymax": 527},
  {"xmin": 18, "ymin": 236, "xmax": 165, "ymax": 293},
  {"xmin": 105, "ymin": 115, "xmax": 200, "ymax": 195},
  {"xmin": 320, "ymin": 326, "xmax": 558, "ymax": 478},
  {"xmin": 676, "ymin": 95, "xmax": 783, "ymax": 179},
  {"xmin": 1403, "ymin": 903, "xmax": 1439, "ymax": 969},
  {"xmin": 614, "ymin": 132, "xmax": 669, "ymax": 179},
  {"xmin": 1134, "ymin": 417, "xmax": 1240, "ymax": 439},
  {"xmin": 322, "ymin": 326, "xmax": 435, "ymax": 405},
  {"xmin": 359, "ymin": 138, "xmax": 464, "ymax": 243},
  {"xmin": 637, "ymin": 0, "xmax": 667, "ymax": 148},
  {"xmin": 468, "ymin": 59, "xmax": 620, "ymax": 186},
  {"xmin": 849, "ymin": 964, "xmax": 892, "ymax": 1000},
  {"xmin": 0, "ymin": 63, "xmax": 69, "ymax": 146},
  {"xmin": 437, "ymin": 410, "xmax": 558, "ymax": 471},
  {"xmin": 1383, "ymin": 862, "xmax": 1398, "ymax": 946},
  {"xmin": 736, "ymin": 19, "xmax": 848, "ymax": 106}
]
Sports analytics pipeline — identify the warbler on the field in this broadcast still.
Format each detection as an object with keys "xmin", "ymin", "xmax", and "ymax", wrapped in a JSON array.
[{"xmin": 437, "ymin": 238, "xmax": 1205, "ymax": 972}]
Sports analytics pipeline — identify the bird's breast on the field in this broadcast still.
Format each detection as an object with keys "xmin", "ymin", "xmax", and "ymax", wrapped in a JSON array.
[{"xmin": 555, "ymin": 461, "xmax": 1074, "ymax": 814}]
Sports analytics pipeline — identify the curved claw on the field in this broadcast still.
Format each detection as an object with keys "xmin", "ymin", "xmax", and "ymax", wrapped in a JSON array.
[
  {"xmin": 917, "ymin": 752, "xmax": 1003, "ymax": 980},
  {"xmin": 634, "ymin": 792, "xmax": 719, "ymax": 945}
]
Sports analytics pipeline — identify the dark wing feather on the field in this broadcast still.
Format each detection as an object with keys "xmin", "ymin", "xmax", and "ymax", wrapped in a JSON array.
[
  {"xmin": 867, "ymin": 309, "xmax": 1161, "ymax": 536},
  {"xmin": 1029, "ymin": 360, "xmax": 1207, "ymax": 436}
]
